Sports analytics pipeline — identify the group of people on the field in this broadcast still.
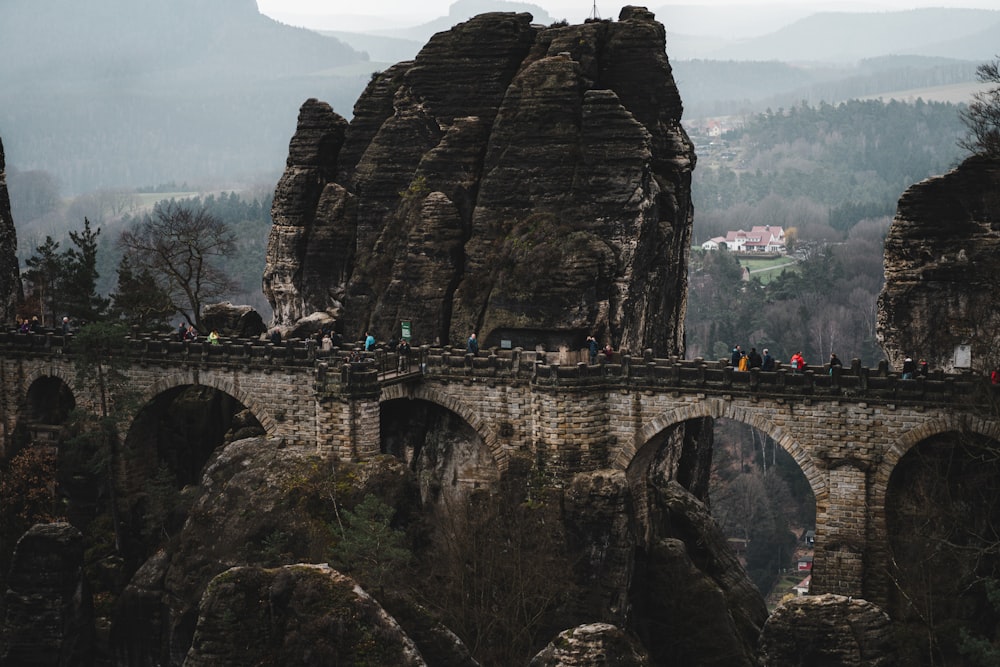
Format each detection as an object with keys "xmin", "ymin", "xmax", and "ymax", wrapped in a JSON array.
[
  {"xmin": 731, "ymin": 344, "xmax": 778, "ymax": 372},
  {"xmin": 730, "ymin": 345, "xmax": 846, "ymax": 374},
  {"xmin": 901, "ymin": 356, "xmax": 929, "ymax": 379}
]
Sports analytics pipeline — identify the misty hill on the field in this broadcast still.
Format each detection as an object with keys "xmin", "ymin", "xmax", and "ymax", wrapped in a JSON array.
[
  {"xmin": 0, "ymin": 0, "xmax": 373, "ymax": 194},
  {"xmin": 700, "ymin": 8, "xmax": 1000, "ymax": 63}
]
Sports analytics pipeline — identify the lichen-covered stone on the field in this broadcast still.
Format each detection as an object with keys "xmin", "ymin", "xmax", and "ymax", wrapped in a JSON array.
[
  {"xmin": 264, "ymin": 8, "xmax": 695, "ymax": 354},
  {"xmin": 759, "ymin": 594, "xmax": 894, "ymax": 667},
  {"xmin": 530, "ymin": 622, "xmax": 650, "ymax": 666},
  {"xmin": 0, "ymin": 137, "xmax": 22, "ymax": 323},
  {"xmin": 877, "ymin": 154, "xmax": 1000, "ymax": 373},
  {"xmin": 183, "ymin": 564, "xmax": 426, "ymax": 666}
]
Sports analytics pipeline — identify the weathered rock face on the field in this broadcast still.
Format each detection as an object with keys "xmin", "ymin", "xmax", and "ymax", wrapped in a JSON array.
[
  {"xmin": 877, "ymin": 154, "xmax": 1000, "ymax": 373},
  {"xmin": 264, "ymin": 7, "xmax": 695, "ymax": 354},
  {"xmin": 759, "ymin": 594, "xmax": 894, "ymax": 667},
  {"xmin": 183, "ymin": 564, "xmax": 426, "ymax": 666},
  {"xmin": 0, "ymin": 522, "xmax": 94, "ymax": 666},
  {"xmin": 530, "ymin": 622, "xmax": 650, "ymax": 666},
  {"xmin": 0, "ymin": 137, "xmax": 22, "ymax": 323},
  {"xmin": 199, "ymin": 302, "xmax": 267, "ymax": 338}
]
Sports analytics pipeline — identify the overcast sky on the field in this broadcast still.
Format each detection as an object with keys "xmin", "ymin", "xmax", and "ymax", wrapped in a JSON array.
[{"xmin": 257, "ymin": 0, "xmax": 1000, "ymax": 31}]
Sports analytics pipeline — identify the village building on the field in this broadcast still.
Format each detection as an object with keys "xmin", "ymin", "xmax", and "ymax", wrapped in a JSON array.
[{"xmin": 701, "ymin": 225, "xmax": 786, "ymax": 254}]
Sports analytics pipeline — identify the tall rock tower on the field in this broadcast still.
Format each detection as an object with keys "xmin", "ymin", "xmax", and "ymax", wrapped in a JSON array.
[
  {"xmin": 0, "ymin": 137, "xmax": 22, "ymax": 323},
  {"xmin": 878, "ymin": 154, "xmax": 1000, "ymax": 373},
  {"xmin": 264, "ymin": 6, "xmax": 696, "ymax": 355}
]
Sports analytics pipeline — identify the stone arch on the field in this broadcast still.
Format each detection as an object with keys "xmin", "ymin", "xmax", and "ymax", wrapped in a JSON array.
[
  {"xmin": 623, "ymin": 397, "xmax": 826, "ymax": 499},
  {"xmin": 135, "ymin": 371, "xmax": 276, "ymax": 437},
  {"xmin": 883, "ymin": 412, "xmax": 1000, "ymax": 476},
  {"xmin": 379, "ymin": 383, "xmax": 507, "ymax": 472}
]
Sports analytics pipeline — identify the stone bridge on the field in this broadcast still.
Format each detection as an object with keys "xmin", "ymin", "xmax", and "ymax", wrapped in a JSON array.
[{"xmin": 2, "ymin": 330, "xmax": 999, "ymax": 607}]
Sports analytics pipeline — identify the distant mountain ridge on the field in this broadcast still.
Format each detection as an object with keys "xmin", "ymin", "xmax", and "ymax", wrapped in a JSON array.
[
  {"xmin": 0, "ymin": 0, "xmax": 372, "ymax": 194},
  {"xmin": 683, "ymin": 8, "xmax": 1000, "ymax": 62}
]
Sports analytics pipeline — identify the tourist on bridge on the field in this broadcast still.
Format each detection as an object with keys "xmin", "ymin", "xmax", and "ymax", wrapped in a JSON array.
[
  {"xmin": 902, "ymin": 356, "xmax": 916, "ymax": 379},
  {"xmin": 467, "ymin": 332, "xmax": 479, "ymax": 355},
  {"xmin": 587, "ymin": 335, "xmax": 599, "ymax": 365},
  {"xmin": 731, "ymin": 344, "xmax": 742, "ymax": 367},
  {"xmin": 829, "ymin": 353, "xmax": 843, "ymax": 373},
  {"xmin": 748, "ymin": 347, "xmax": 762, "ymax": 369},
  {"xmin": 761, "ymin": 348, "xmax": 775, "ymax": 371},
  {"xmin": 364, "ymin": 331, "xmax": 375, "ymax": 351},
  {"xmin": 790, "ymin": 351, "xmax": 805, "ymax": 373},
  {"xmin": 397, "ymin": 338, "xmax": 411, "ymax": 371}
]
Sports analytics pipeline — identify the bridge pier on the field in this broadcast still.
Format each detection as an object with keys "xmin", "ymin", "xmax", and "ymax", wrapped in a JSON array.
[{"xmin": 810, "ymin": 463, "xmax": 869, "ymax": 597}]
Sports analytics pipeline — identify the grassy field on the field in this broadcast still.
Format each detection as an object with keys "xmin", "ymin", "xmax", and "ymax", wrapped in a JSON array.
[{"xmin": 739, "ymin": 256, "xmax": 799, "ymax": 285}]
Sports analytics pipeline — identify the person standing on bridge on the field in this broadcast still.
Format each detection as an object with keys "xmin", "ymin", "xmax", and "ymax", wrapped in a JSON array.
[
  {"xmin": 397, "ymin": 338, "xmax": 411, "ymax": 372},
  {"xmin": 748, "ymin": 347, "xmax": 762, "ymax": 370},
  {"xmin": 587, "ymin": 335, "xmax": 599, "ymax": 365},
  {"xmin": 364, "ymin": 331, "xmax": 375, "ymax": 351},
  {"xmin": 790, "ymin": 351, "xmax": 805, "ymax": 373},
  {"xmin": 467, "ymin": 332, "xmax": 479, "ymax": 355},
  {"xmin": 762, "ymin": 348, "xmax": 775, "ymax": 371},
  {"xmin": 731, "ymin": 344, "xmax": 742, "ymax": 367}
]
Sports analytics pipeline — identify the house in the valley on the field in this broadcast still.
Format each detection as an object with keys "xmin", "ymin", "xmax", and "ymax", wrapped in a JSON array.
[{"xmin": 701, "ymin": 225, "xmax": 786, "ymax": 254}]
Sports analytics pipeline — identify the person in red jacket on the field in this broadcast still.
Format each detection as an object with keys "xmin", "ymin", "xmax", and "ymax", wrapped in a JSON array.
[{"xmin": 790, "ymin": 351, "xmax": 805, "ymax": 373}]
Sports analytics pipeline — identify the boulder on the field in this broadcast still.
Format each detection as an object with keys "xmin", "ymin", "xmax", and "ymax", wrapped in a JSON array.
[
  {"xmin": 264, "ymin": 7, "xmax": 695, "ymax": 355},
  {"xmin": 530, "ymin": 622, "xmax": 650, "ymax": 666},
  {"xmin": 877, "ymin": 154, "xmax": 1000, "ymax": 373},
  {"xmin": 183, "ymin": 564, "xmax": 426, "ymax": 666},
  {"xmin": 759, "ymin": 594, "xmax": 894, "ymax": 667},
  {"xmin": 199, "ymin": 302, "xmax": 266, "ymax": 338},
  {"xmin": 0, "ymin": 522, "xmax": 94, "ymax": 666}
]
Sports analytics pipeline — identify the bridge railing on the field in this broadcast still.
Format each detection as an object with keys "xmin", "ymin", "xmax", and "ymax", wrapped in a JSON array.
[{"xmin": 2, "ymin": 332, "xmax": 993, "ymax": 404}]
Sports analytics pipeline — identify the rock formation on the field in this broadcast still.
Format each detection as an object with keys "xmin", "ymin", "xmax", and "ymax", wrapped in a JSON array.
[
  {"xmin": 199, "ymin": 301, "xmax": 267, "ymax": 338},
  {"xmin": 0, "ymin": 522, "xmax": 94, "ymax": 666},
  {"xmin": 183, "ymin": 564, "xmax": 426, "ymax": 666},
  {"xmin": 759, "ymin": 594, "xmax": 894, "ymax": 666},
  {"xmin": 0, "ymin": 136, "xmax": 22, "ymax": 324},
  {"xmin": 530, "ymin": 623, "xmax": 650, "ymax": 666},
  {"xmin": 264, "ymin": 7, "xmax": 695, "ymax": 355},
  {"xmin": 878, "ymin": 154, "xmax": 1000, "ymax": 373}
]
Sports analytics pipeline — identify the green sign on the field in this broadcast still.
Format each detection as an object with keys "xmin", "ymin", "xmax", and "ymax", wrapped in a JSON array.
[{"xmin": 401, "ymin": 320, "xmax": 411, "ymax": 341}]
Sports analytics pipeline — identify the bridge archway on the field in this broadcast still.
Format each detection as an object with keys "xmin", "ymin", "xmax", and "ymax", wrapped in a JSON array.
[
  {"xmin": 379, "ymin": 384, "xmax": 506, "ymax": 472},
  {"xmin": 881, "ymin": 424, "xmax": 1000, "ymax": 665},
  {"xmin": 10, "ymin": 371, "xmax": 77, "ymax": 452},
  {"xmin": 624, "ymin": 398, "xmax": 825, "ymax": 501},
  {"xmin": 137, "ymin": 373, "xmax": 276, "ymax": 438}
]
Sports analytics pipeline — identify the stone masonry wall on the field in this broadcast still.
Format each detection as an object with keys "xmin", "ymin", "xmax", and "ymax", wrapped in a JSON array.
[{"xmin": 4, "ymin": 344, "xmax": 1000, "ymax": 606}]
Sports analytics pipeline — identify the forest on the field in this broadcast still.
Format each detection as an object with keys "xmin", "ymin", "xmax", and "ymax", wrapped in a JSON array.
[{"xmin": 685, "ymin": 96, "xmax": 967, "ymax": 367}]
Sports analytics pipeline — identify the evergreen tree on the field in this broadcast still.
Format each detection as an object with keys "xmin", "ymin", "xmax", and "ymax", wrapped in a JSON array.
[
  {"xmin": 109, "ymin": 255, "xmax": 174, "ymax": 331},
  {"xmin": 23, "ymin": 236, "xmax": 64, "ymax": 326},
  {"xmin": 63, "ymin": 218, "xmax": 109, "ymax": 323}
]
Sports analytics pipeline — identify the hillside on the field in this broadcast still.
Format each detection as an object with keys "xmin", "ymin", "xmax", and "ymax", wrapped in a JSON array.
[{"xmin": 0, "ymin": 0, "xmax": 371, "ymax": 194}]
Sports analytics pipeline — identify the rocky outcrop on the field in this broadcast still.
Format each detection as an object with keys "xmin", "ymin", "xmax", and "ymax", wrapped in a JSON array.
[
  {"xmin": 632, "ymin": 480, "xmax": 768, "ymax": 667},
  {"xmin": 264, "ymin": 7, "xmax": 695, "ymax": 355},
  {"xmin": 0, "ymin": 137, "xmax": 22, "ymax": 323},
  {"xmin": 183, "ymin": 564, "xmax": 426, "ymax": 666},
  {"xmin": 111, "ymin": 439, "xmax": 421, "ymax": 666},
  {"xmin": 0, "ymin": 522, "xmax": 94, "ymax": 666},
  {"xmin": 759, "ymin": 594, "xmax": 894, "ymax": 666},
  {"xmin": 877, "ymin": 154, "xmax": 1000, "ymax": 373},
  {"xmin": 530, "ymin": 623, "xmax": 650, "ymax": 666},
  {"xmin": 199, "ymin": 302, "xmax": 267, "ymax": 338}
]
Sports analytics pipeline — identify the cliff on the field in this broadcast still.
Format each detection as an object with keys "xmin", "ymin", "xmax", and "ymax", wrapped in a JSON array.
[
  {"xmin": 0, "ymin": 137, "xmax": 21, "ymax": 323},
  {"xmin": 264, "ymin": 6, "xmax": 695, "ymax": 355},
  {"xmin": 877, "ymin": 154, "xmax": 1000, "ymax": 373}
]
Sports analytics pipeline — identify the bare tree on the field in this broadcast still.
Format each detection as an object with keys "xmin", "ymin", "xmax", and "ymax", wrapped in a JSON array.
[
  {"xmin": 959, "ymin": 56, "xmax": 1000, "ymax": 157},
  {"xmin": 118, "ymin": 202, "xmax": 236, "ymax": 332}
]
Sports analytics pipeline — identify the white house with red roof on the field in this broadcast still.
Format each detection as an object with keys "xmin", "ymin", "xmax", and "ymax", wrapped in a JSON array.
[{"xmin": 701, "ymin": 225, "xmax": 785, "ymax": 254}]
